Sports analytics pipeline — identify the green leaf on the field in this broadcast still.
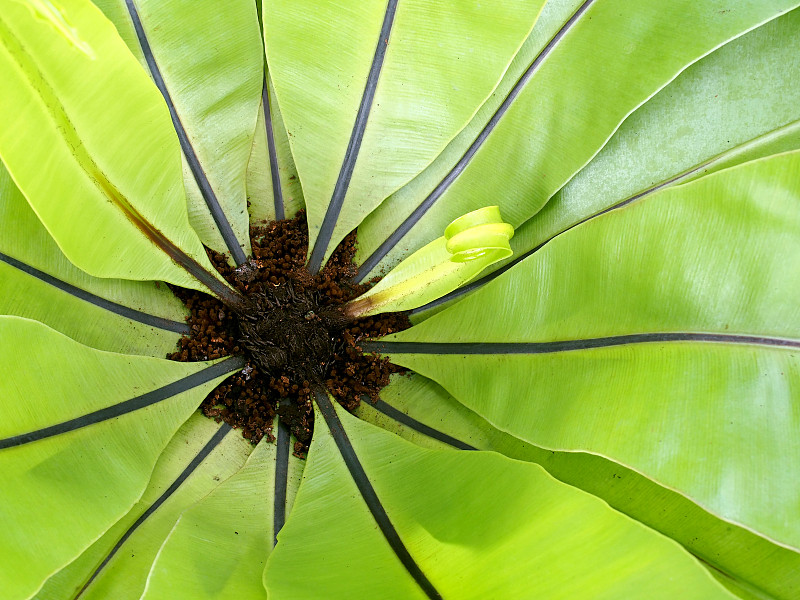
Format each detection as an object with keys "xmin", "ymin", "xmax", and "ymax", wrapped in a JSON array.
[
  {"xmin": 498, "ymin": 7, "xmax": 800, "ymax": 282},
  {"xmin": 0, "ymin": 316, "xmax": 243, "ymax": 600},
  {"xmin": 266, "ymin": 399, "xmax": 732, "ymax": 599},
  {"xmin": 377, "ymin": 152, "xmax": 800, "ymax": 552},
  {"xmin": 247, "ymin": 74, "xmax": 306, "ymax": 223},
  {"xmin": 93, "ymin": 0, "xmax": 264, "ymax": 261},
  {"xmin": 355, "ymin": 0, "xmax": 799, "ymax": 279},
  {"xmin": 0, "ymin": 160, "xmax": 187, "ymax": 357},
  {"xmin": 32, "ymin": 414, "xmax": 252, "ymax": 600},
  {"xmin": 140, "ymin": 423, "xmax": 304, "ymax": 600},
  {"xmin": 265, "ymin": 0, "xmax": 543, "ymax": 266},
  {"xmin": 0, "ymin": 0, "xmax": 234, "ymax": 300},
  {"xmin": 357, "ymin": 373, "xmax": 800, "ymax": 599}
]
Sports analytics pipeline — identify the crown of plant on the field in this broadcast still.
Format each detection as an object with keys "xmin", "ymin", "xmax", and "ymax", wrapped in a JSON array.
[{"xmin": 1, "ymin": 1, "xmax": 799, "ymax": 599}]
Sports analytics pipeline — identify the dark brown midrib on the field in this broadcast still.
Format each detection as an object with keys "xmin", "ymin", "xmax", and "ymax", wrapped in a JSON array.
[
  {"xmin": 313, "ymin": 388, "xmax": 443, "ymax": 600},
  {"xmin": 123, "ymin": 0, "xmax": 248, "ymax": 267},
  {"xmin": 364, "ymin": 332, "xmax": 800, "ymax": 355}
]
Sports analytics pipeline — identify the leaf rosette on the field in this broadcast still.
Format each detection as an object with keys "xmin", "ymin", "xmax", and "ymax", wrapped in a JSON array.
[{"xmin": 1, "ymin": 0, "xmax": 799, "ymax": 599}]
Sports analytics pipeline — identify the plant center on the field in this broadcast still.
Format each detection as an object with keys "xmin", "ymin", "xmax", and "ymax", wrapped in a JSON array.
[
  {"xmin": 235, "ymin": 282, "xmax": 347, "ymax": 382},
  {"xmin": 167, "ymin": 213, "xmax": 410, "ymax": 456}
]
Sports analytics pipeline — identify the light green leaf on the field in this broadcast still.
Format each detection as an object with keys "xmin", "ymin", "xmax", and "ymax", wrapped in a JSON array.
[
  {"xmin": 247, "ymin": 75, "xmax": 306, "ymax": 223},
  {"xmin": 356, "ymin": 0, "xmax": 799, "ymax": 278},
  {"xmin": 32, "ymin": 414, "xmax": 251, "ymax": 600},
  {"xmin": 265, "ymin": 0, "xmax": 543, "ymax": 264},
  {"xmin": 0, "ymin": 0, "xmax": 233, "ymax": 299},
  {"xmin": 0, "ymin": 316, "xmax": 242, "ymax": 600},
  {"xmin": 498, "ymin": 7, "xmax": 800, "ymax": 281},
  {"xmin": 379, "ymin": 152, "xmax": 800, "ymax": 552},
  {"xmin": 266, "ymin": 400, "xmax": 732, "ymax": 599},
  {"xmin": 357, "ymin": 374, "xmax": 800, "ymax": 600},
  {"xmin": 141, "ymin": 423, "xmax": 304, "ymax": 600},
  {"xmin": 93, "ymin": 0, "xmax": 264, "ymax": 261},
  {"xmin": 0, "ymin": 160, "xmax": 187, "ymax": 357}
]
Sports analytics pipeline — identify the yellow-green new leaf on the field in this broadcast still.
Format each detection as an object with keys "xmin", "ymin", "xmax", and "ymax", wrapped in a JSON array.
[
  {"xmin": 346, "ymin": 206, "xmax": 513, "ymax": 317},
  {"xmin": 356, "ymin": 0, "xmax": 800, "ymax": 279}
]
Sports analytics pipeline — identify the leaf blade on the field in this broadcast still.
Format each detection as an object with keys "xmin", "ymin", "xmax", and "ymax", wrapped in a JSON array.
[
  {"xmin": 266, "ymin": 402, "xmax": 733, "ymax": 599},
  {"xmin": 0, "ymin": 316, "xmax": 240, "ymax": 600},
  {"xmin": 382, "ymin": 152, "xmax": 800, "ymax": 551},
  {"xmin": 0, "ymin": 0, "xmax": 232, "ymax": 297}
]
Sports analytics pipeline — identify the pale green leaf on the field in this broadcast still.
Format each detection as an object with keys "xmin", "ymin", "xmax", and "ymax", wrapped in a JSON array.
[
  {"xmin": 247, "ymin": 75, "xmax": 306, "ymax": 223},
  {"xmin": 265, "ymin": 401, "xmax": 732, "ymax": 599},
  {"xmin": 0, "ymin": 160, "xmax": 187, "ymax": 357},
  {"xmin": 498, "ymin": 7, "xmax": 800, "ymax": 282},
  {"xmin": 141, "ymin": 423, "xmax": 304, "ymax": 600},
  {"xmin": 380, "ymin": 152, "xmax": 800, "ymax": 552},
  {"xmin": 0, "ymin": 0, "xmax": 231, "ymax": 297},
  {"xmin": 357, "ymin": 0, "xmax": 799, "ymax": 278},
  {"xmin": 93, "ymin": 0, "xmax": 264, "ymax": 260},
  {"xmin": 32, "ymin": 414, "xmax": 251, "ymax": 600},
  {"xmin": 0, "ymin": 316, "xmax": 242, "ymax": 600},
  {"xmin": 357, "ymin": 374, "xmax": 800, "ymax": 600},
  {"xmin": 265, "ymin": 0, "xmax": 543, "ymax": 264}
]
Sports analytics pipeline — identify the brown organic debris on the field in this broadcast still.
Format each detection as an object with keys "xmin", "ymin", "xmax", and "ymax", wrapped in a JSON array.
[{"xmin": 168, "ymin": 212, "xmax": 409, "ymax": 455}]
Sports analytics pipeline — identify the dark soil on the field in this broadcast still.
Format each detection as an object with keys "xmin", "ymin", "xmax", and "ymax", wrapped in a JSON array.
[{"xmin": 168, "ymin": 212, "xmax": 409, "ymax": 456}]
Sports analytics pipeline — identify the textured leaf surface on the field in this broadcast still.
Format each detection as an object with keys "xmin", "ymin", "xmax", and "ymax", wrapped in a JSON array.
[
  {"xmin": 356, "ymin": 0, "xmax": 799, "ymax": 278},
  {"xmin": 498, "ymin": 7, "xmax": 800, "ymax": 280},
  {"xmin": 0, "ymin": 0, "xmax": 226, "ymax": 293},
  {"xmin": 141, "ymin": 424, "xmax": 303, "ymax": 600},
  {"xmin": 380, "ymin": 153, "xmax": 800, "ymax": 551},
  {"xmin": 414, "ymin": 8, "xmax": 800, "ymax": 318},
  {"xmin": 95, "ymin": 0, "xmax": 263, "ymax": 260},
  {"xmin": 0, "ymin": 317, "xmax": 240, "ymax": 600},
  {"xmin": 357, "ymin": 374, "xmax": 800, "ymax": 600},
  {"xmin": 247, "ymin": 75, "xmax": 306, "ymax": 223},
  {"xmin": 32, "ymin": 414, "xmax": 251, "ymax": 600},
  {"xmin": 265, "ymin": 0, "xmax": 542, "ymax": 263},
  {"xmin": 0, "ymin": 161, "xmax": 187, "ymax": 356},
  {"xmin": 266, "ymin": 403, "xmax": 731, "ymax": 599}
]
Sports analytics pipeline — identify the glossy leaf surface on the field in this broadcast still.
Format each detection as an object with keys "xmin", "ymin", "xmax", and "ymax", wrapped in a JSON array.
[
  {"xmin": 380, "ymin": 153, "xmax": 800, "ymax": 551},
  {"xmin": 1, "ymin": 1, "xmax": 799, "ymax": 598},
  {"xmin": 0, "ymin": 317, "xmax": 241, "ymax": 600},
  {"xmin": 266, "ymin": 402, "xmax": 732, "ymax": 599},
  {"xmin": 0, "ymin": 0, "xmax": 228, "ymax": 294}
]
